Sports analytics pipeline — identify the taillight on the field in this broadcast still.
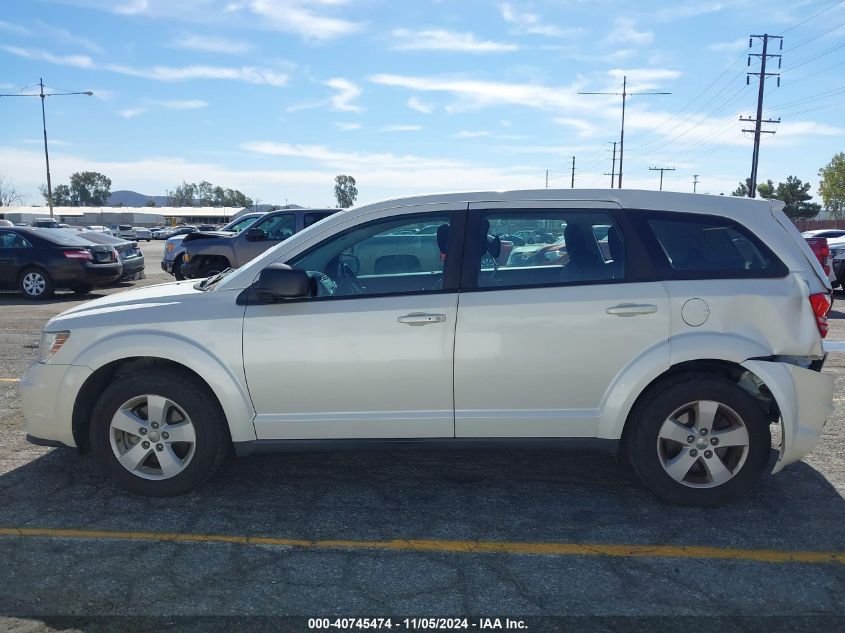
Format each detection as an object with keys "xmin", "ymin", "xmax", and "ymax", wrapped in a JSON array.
[
  {"xmin": 809, "ymin": 292, "xmax": 832, "ymax": 338},
  {"xmin": 806, "ymin": 237, "xmax": 830, "ymax": 272},
  {"xmin": 63, "ymin": 250, "xmax": 92, "ymax": 260},
  {"xmin": 111, "ymin": 248, "xmax": 119, "ymax": 262}
]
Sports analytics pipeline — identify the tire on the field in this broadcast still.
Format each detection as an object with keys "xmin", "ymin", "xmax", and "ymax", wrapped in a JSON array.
[
  {"xmin": 626, "ymin": 372, "xmax": 770, "ymax": 507},
  {"xmin": 18, "ymin": 267, "xmax": 54, "ymax": 299},
  {"xmin": 71, "ymin": 285, "xmax": 93, "ymax": 295},
  {"xmin": 172, "ymin": 259, "xmax": 184, "ymax": 281},
  {"xmin": 89, "ymin": 369, "xmax": 230, "ymax": 496}
]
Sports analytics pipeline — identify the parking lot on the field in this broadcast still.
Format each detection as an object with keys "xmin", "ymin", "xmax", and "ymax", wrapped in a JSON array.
[{"xmin": 1, "ymin": 239, "xmax": 844, "ymax": 627}]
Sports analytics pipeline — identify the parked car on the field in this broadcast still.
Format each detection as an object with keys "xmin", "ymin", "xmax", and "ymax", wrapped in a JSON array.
[
  {"xmin": 197, "ymin": 224, "xmax": 218, "ymax": 232},
  {"xmin": 180, "ymin": 209, "xmax": 337, "ymax": 278},
  {"xmin": 0, "ymin": 219, "xmax": 13, "ymax": 227},
  {"xmin": 73, "ymin": 230, "xmax": 145, "ymax": 281},
  {"xmin": 162, "ymin": 213, "xmax": 265, "ymax": 280},
  {"xmin": 20, "ymin": 190, "xmax": 833, "ymax": 505},
  {"xmin": 0, "ymin": 226, "xmax": 122, "ymax": 298},
  {"xmin": 132, "ymin": 227, "xmax": 152, "ymax": 242},
  {"xmin": 111, "ymin": 225, "xmax": 137, "ymax": 239},
  {"xmin": 804, "ymin": 236, "xmax": 835, "ymax": 287},
  {"xmin": 802, "ymin": 229, "xmax": 845, "ymax": 239},
  {"xmin": 30, "ymin": 218, "xmax": 61, "ymax": 229},
  {"xmin": 85, "ymin": 225, "xmax": 113, "ymax": 235}
]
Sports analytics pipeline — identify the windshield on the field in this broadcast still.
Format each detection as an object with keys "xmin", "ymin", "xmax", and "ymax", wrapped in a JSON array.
[{"xmin": 223, "ymin": 215, "xmax": 261, "ymax": 233}]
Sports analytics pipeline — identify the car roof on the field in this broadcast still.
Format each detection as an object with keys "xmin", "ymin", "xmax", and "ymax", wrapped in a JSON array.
[{"xmin": 349, "ymin": 189, "xmax": 780, "ymax": 217}]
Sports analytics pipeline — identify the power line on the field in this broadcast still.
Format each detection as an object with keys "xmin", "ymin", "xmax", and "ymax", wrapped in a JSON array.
[
  {"xmin": 579, "ymin": 75, "xmax": 671, "ymax": 187},
  {"xmin": 784, "ymin": 20, "xmax": 845, "ymax": 51},
  {"xmin": 782, "ymin": 39, "xmax": 845, "ymax": 72},
  {"xmin": 781, "ymin": 0, "xmax": 844, "ymax": 34}
]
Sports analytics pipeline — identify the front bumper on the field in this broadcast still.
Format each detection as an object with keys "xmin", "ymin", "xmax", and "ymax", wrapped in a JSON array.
[
  {"xmin": 742, "ymin": 359, "xmax": 834, "ymax": 473},
  {"xmin": 20, "ymin": 362, "xmax": 92, "ymax": 449}
]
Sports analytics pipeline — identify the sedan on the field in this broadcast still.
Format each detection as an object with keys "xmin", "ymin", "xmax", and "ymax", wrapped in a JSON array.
[
  {"xmin": 0, "ymin": 227, "xmax": 123, "ymax": 299},
  {"xmin": 73, "ymin": 230, "xmax": 145, "ymax": 281},
  {"xmin": 132, "ymin": 227, "xmax": 152, "ymax": 242}
]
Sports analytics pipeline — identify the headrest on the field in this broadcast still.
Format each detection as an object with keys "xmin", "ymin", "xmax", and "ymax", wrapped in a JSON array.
[
  {"xmin": 480, "ymin": 218, "xmax": 501, "ymax": 258},
  {"xmin": 436, "ymin": 223, "xmax": 450, "ymax": 255}
]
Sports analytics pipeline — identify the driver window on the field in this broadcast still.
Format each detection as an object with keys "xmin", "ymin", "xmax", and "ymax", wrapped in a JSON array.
[
  {"xmin": 255, "ymin": 214, "xmax": 296, "ymax": 241},
  {"xmin": 290, "ymin": 214, "xmax": 452, "ymax": 299}
]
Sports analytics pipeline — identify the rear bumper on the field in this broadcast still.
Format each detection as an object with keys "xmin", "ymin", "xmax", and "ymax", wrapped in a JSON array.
[
  {"xmin": 742, "ymin": 359, "xmax": 834, "ymax": 473},
  {"xmin": 120, "ymin": 257, "xmax": 145, "ymax": 280},
  {"xmin": 52, "ymin": 262, "xmax": 123, "ymax": 288}
]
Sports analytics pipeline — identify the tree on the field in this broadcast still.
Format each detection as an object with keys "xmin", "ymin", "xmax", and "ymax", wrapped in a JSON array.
[
  {"xmin": 196, "ymin": 180, "xmax": 214, "ymax": 206},
  {"xmin": 145, "ymin": 199, "xmax": 157, "ymax": 207},
  {"xmin": 756, "ymin": 179, "xmax": 775, "ymax": 199},
  {"xmin": 39, "ymin": 183, "xmax": 72, "ymax": 206},
  {"xmin": 167, "ymin": 181, "xmax": 197, "ymax": 206},
  {"xmin": 334, "ymin": 174, "xmax": 358, "ymax": 208},
  {"xmin": 69, "ymin": 171, "xmax": 112, "ymax": 206},
  {"xmin": 774, "ymin": 176, "xmax": 821, "ymax": 221},
  {"xmin": 0, "ymin": 174, "xmax": 24, "ymax": 206},
  {"xmin": 819, "ymin": 152, "xmax": 845, "ymax": 220},
  {"xmin": 731, "ymin": 178, "xmax": 752, "ymax": 197}
]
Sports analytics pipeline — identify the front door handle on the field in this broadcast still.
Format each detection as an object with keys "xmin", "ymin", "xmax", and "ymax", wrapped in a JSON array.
[
  {"xmin": 606, "ymin": 303, "xmax": 658, "ymax": 317},
  {"xmin": 397, "ymin": 312, "xmax": 447, "ymax": 326}
]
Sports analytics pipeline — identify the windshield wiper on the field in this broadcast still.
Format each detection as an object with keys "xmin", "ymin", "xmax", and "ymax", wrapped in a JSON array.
[{"xmin": 196, "ymin": 267, "xmax": 234, "ymax": 291}]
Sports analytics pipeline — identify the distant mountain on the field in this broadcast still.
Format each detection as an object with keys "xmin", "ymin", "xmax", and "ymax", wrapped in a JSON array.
[
  {"xmin": 107, "ymin": 190, "xmax": 170, "ymax": 207},
  {"xmin": 106, "ymin": 190, "xmax": 300, "ymax": 210}
]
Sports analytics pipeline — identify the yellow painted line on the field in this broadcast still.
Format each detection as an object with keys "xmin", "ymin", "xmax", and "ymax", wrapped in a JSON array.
[
  {"xmin": 0, "ymin": 527, "xmax": 843, "ymax": 565},
  {"xmin": 0, "ymin": 378, "xmax": 19, "ymax": 382}
]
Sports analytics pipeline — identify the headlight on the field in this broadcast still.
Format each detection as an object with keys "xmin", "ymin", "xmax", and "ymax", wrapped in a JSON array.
[
  {"xmin": 166, "ymin": 243, "xmax": 174, "ymax": 253},
  {"xmin": 38, "ymin": 331, "xmax": 70, "ymax": 363}
]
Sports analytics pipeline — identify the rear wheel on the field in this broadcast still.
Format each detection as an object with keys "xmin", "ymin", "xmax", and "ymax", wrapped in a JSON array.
[
  {"xmin": 18, "ymin": 267, "xmax": 54, "ymax": 299},
  {"xmin": 89, "ymin": 369, "xmax": 230, "ymax": 496},
  {"xmin": 627, "ymin": 373, "xmax": 770, "ymax": 506}
]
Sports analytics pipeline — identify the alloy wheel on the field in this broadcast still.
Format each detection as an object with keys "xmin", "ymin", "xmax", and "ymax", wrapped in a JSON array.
[
  {"xmin": 22, "ymin": 272, "xmax": 46, "ymax": 297},
  {"xmin": 656, "ymin": 400, "xmax": 750, "ymax": 488}
]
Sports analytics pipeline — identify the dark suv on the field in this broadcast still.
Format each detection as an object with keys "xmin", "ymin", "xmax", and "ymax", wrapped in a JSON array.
[{"xmin": 181, "ymin": 208, "xmax": 338, "ymax": 278}]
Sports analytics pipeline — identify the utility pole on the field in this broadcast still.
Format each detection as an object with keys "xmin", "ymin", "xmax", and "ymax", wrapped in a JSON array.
[
  {"xmin": 649, "ymin": 166, "xmax": 675, "ymax": 191},
  {"xmin": 580, "ymin": 76, "xmax": 670, "ymax": 188},
  {"xmin": 604, "ymin": 141, "xmax": 617, "ymax": 188},
  {"xmin": 0, "ymin": 79, "xmax": 93, "ymax": 217},
  {"xmin": 545, "ymin": 169, "xmax": 549, "ymax": 189},
  {"xmin": 570, "ymin": 156, "xmax": 575, "ymax": 188},
  {"xmin": 740, "ymin": 34, "xmax": 782, "ymax": 198},
  {"xmin": 693, "ymin": 174, "xmax": 700, "ymax": 193}
]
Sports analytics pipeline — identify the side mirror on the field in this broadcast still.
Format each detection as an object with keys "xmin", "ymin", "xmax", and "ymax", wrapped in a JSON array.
[
  {"xmin": 245, "ymin": 227, "xmax": 266, "ymax": 242},
  {"xmin": 256, "ymin": 264, "xmax": 310, "ymax": 302}
]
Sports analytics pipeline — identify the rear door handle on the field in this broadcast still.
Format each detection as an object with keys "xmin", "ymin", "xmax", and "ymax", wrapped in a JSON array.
[
  {"xmin": 606, "ymin": 303, "xmax": 658, "ymax": 317},
  {"xmin": 397, "ymin": 312, "xmax": 447, "ymax": 325}
]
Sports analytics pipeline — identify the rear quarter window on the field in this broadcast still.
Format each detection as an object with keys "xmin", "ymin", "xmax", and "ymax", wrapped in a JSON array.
[{"xmin": 641, "ymin": 212, "xmax": 788, "ymax": 279}]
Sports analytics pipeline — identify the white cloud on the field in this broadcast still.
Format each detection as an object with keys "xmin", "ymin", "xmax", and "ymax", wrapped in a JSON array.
[
  {"xmin": 499, "ymin": 3, "xmax": 581, "ymax": 38},
  {"xmin": 656, "ymin": 1, "xmax": 732, "ymax": 21},
  {"xmin": 114, "ymin": 0, "xmax": 150, "ymax": 15},
  {"xmin": 120, "ymin": 108, "xmax": 147, "ymax": 119},
  {"xmin": 21, "ymin": 138, "xmax": 70, "ymax": 146},
  {"xmin": 325, "ymin": 78, "xmax": 362, "ymax": 112},
  {"xmin": 334, "ymin": 122, "xmax": 362, "ymax": 131},
  {"xmin": 407, "ymin": 96, "xmax": 434, "ymax": 114},
  {"xmin": 35, "ymin": 21, "xmax": 103, "ymax": 54},
  {"xmin": 391, "ymin": 28, "xmax": 518, "ymax": 53},
  {"xmin": 247, "ymin": 0, "xmax": 363, "ymax": 40},
  {"xmin": 708, "ymin": 38, "xmax": 747, "ymax": 52},
  {"xmin": 605, "ymin": 18, "xmax": 653, "ymax": 46},
  {"xmin": 170, "ymin": 33, "xmax": 252, "ymax": 55},
  {"xmin": 241, "ymin": 141, "xmax": 463, "ymax": 170},
  {"xmin": 0, "ymin": 45, "xmax": 95, "ymax": 69},
  {"xmin": 107, "ymin": 63, "xmax": 289, "ymax": 86},
  {"xmin": 380, "ymin": 124, "xmax": 422, "ymax": 132},
  {"xmin": 553, "ymin": 117, "xmax": 599, "ymax": 138},
  {"xmin": 369, "ymin": 73, "xmax": 587, "ymax": 113},
  {"xmin": 454, "ymin": 130, "xmax": 492, "ymax": 138},
  {"xmin": 0, "ymin": 20, "xmax": 31, "ymax": 35}
]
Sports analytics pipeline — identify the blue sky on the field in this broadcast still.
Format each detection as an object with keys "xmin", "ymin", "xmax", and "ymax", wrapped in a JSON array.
[{"xmin": 1, "ymin": 0, "xmax": 843, "ymax": 207}]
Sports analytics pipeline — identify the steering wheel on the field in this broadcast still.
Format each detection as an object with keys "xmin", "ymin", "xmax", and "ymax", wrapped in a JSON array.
[{"xmin": 336, "ymin": 261, "xmax": 364, "ymax": 295}]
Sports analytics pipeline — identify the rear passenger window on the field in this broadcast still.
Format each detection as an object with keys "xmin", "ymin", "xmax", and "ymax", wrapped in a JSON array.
[
  {"xmin": 475, "ymin": 211, "xmax": 625, "ymax": 288},
  {"xmin": 646, "ymin": 215, "xmax": 783, "ymax": 276}
]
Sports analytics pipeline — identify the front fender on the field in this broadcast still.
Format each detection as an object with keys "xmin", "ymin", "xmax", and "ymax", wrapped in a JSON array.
[{"xmin": 71, "ymin": 331, "xmax": 257, "ymax": 442}]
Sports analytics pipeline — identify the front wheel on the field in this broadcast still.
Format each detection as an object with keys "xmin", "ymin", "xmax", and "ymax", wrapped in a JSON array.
[
  {"xmin": 18, "ymin": 267, "xmax": 54, "ymax": 299},
  {"xmin": 89, "ymin": 369, "xmax": 230, "ymax": 496},
  {"xmin": 626, "ymin": 373, "xmax": 770, "ymax": 506},
  {"xmin": 172, "ymin": 259, "xmax": 185, "ymax": 281}
]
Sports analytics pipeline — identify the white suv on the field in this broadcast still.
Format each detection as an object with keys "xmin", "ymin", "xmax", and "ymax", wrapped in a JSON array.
[{"xmin": 21, "ymin": 190, "xmax": 834, "ymax": 505}]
